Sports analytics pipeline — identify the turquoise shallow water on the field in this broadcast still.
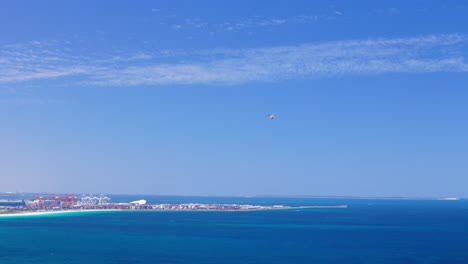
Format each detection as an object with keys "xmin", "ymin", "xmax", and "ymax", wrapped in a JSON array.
[{"xmin": 1, "ymin": 196, "xmax": 468, "ymax": 263}]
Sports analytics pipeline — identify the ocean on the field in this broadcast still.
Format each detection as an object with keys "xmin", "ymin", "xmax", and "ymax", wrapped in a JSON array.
[{"xmin": 1, "ymin": 195, "xmax": 468, "ymax": 263}]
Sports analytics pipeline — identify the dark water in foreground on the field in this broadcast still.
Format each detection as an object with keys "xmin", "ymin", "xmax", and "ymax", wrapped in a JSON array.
[{"xmin": 1, "ymin": 196, "xmax": 468, "ymax": 264}]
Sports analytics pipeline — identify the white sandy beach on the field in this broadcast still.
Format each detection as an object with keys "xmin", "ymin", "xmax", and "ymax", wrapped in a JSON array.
[
  {"xmin": 0, "ymin": 209, "xmax": 122, "ymax": 218},
  {"xmin": 0, "ymin": 205, "xmax": 348, "ymax": 218}
]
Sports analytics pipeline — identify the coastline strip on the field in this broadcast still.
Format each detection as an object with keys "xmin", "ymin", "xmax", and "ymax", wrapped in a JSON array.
[
  {"xmin": 0, "ymin": 205, "xmax": 347, "ymax": 218},
  {"xmin": 0, "ymin": 209, "xmax": 122, "ymax": 218}
]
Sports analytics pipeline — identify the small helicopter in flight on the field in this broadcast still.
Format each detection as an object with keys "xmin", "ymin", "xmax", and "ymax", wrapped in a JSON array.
[{"xmin": 268, "ymin": 113, "xmax": 275, "ymax": 120}]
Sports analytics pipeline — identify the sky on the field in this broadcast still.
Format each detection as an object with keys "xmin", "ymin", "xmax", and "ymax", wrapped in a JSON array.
[{"xmin": 1, "ymin": 0, "xmax": 468, "ymax": 197}]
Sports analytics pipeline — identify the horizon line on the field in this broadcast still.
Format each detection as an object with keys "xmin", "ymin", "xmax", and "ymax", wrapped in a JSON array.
[{"xmin": 1, "ymin": 192, "xmax": 464, "ymax": 200}]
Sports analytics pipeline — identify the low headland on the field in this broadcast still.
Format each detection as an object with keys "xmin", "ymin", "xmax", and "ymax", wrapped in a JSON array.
[{"xmin": 0, "ymin": 194, "xmax": 347, "ymax": 217}]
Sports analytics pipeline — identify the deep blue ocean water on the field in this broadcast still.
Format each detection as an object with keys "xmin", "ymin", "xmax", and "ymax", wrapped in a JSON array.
[{"xmin": 1, "ymin": 195, "xmax": 468, "ymax": 264}]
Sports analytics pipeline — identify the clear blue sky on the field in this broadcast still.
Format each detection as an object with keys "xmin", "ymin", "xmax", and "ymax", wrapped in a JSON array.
[{"xmin": 1, "ymin": 0, "xmax": 467, "ymax": 197}]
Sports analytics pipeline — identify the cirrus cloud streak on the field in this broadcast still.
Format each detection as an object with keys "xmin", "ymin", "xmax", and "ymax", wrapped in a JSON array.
[{"xmin": 0, "ymin": 34, "xmax": 467, "ymax": 87}]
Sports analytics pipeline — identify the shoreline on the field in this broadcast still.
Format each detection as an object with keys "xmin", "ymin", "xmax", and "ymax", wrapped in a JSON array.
[
  {"xmin": 0, "ymin": 209, "xmax": 122, "ymax": 218},
  {"xmin": 0, "ymin": 205, "xmax": 347, "ymax": 218}
]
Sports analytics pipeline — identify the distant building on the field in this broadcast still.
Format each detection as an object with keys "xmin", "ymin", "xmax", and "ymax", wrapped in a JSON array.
[
  {"xmin": 0, "ymin": 200, "xmax": 26, "ymax": 207},
  {"xmin": 130, "ymin": 200, "xmax": 147, "ymax": 205}
]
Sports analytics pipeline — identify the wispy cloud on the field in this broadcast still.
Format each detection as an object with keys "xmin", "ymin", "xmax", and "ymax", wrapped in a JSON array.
[
  {"xmin": 171, "ymin": 13, "xmax": 325, "ymax": 32},
  {"xmin": 221, "ymin": 14, "xmax": 318, "ymax": 31},
  {"xmin": 165, "ymin": 12, "xmax": 337, "ymax": 32},
  {"xmin": 0, "ymin": 34, "xmax": 467, "ymax": 87},
  {"xmin": 172, "ymin": 18, "xmax": 208, "ymax": 30},
  {"xmin": 151, "ymin": 7, "xmax": 176, "ymax": 13},
  {"xmin": 375, "ymin": 7, "xmax": 401, "ymax": 15},
  {"xmin": 0, "ymin": 40, "xmax": 95, "ymax": 83}
]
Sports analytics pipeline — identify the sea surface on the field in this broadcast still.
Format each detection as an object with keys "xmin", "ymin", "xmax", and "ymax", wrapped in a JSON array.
[{"xmin": 1, "ymin": 195, "xmax": 468, "ymax": 264}]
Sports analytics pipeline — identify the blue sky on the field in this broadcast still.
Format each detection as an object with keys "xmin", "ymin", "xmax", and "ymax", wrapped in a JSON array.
[{"xmin": 1, "ymin": 1, "xmax": 468, "ymax": 197}]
